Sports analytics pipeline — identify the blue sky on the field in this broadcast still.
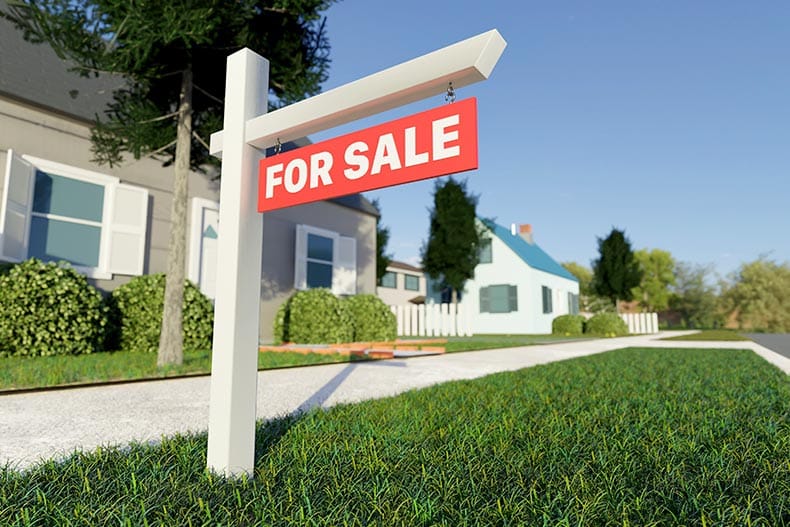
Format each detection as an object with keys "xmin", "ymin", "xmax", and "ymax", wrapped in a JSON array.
[{"xmin": 311, "ymin": 1, "xmax": 789, "ymax": 279}]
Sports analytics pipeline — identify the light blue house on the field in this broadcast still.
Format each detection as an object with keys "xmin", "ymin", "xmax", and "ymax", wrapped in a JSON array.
[{"xmin": 428, "ymin": 219, "xmax": 579, "ymax": 334}]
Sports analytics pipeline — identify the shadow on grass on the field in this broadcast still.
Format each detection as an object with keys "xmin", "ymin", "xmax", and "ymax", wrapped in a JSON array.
[{"xmin": 253, "ymin": 359, "xmax": 407, "ymax": 464}]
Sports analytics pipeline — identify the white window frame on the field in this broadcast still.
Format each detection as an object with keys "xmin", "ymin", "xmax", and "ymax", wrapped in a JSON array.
[
  {"xmin": 188, "ymin": 197, "xmax": 220, "ymax": 298},
  {"xmin": 2, "ymin": 152, "xmax": 147, "ymax": 279},
  {"xmin": 294, "ymin": 224, "xmax": 356, "ymax": 295}
]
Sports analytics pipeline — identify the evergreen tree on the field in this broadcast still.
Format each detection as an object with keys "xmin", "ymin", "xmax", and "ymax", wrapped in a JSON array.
[
  {"xmin": 592, "ymin": 228, "xmax": 643, "ymax": 312},
  {"xmin": 2, "ymin": 0, "xmax": 335, "ymax": 366},
  {"xmin": 371, "ymin": 198, "xmax": 392, "ymax": 282},
  {"xmin": 421, "ymin": 178, "xmax": 482, "ymax": 304}
]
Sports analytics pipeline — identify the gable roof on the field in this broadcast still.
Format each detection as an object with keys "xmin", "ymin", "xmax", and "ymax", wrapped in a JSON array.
[
  {"xmin": 0, "ymin": 1, "xmax": 119, "ymax": 121},
  {"xmin": 482, "ymin": 219, "xmax": 578, "ymax": 282},
  {"xmin": 388, "ymin": 260, "xmax": 423, "ymax": 273}
]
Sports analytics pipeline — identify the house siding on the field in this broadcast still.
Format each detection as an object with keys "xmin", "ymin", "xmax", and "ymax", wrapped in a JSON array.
[
  {"xmin": 259, "ymin": 201, "xmax": 377, "ymax": 342},
  {"xmin": 0, "ymin": 94, "xmax": 221, "ymax": 291},
  {"xmin": 1, "ymin": 94, "xmax": 377, "ymax": 344},
  {"xmin": 376, "ymin": 263, "xmax": 426, "ymax": 306},
  {"xmin": 442, "ymin": 221, "xmax": 579, "ymax": 335}
]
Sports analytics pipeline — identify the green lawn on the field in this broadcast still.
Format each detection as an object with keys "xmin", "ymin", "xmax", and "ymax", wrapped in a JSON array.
[
  {"xmin": 0, "ymin": 349, "xmax": 362, "ymax": 392},
  {"xmin": 2, "ymin": 347, "xmax": 787, "ymax": 525},
  {"xmin": 441, "ymin": 333, "xmax": 590, "ymax": 353},
  {"xmin": 0, "ymin": 335, "xmax": 586, "ymax": 392},
  {"xmin": 661, "ymin": 329, "xmax": 752, "ymax": 342}
]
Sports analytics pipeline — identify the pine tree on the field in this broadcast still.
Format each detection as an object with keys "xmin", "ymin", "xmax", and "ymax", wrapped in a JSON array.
[
  {"xmin": 2, "ymin": 0, "xmax": 335, "ymax": 366},
  {"xmin": 421, "ymin": 178, "xmax": 482, "ymax": 304},
  {"xmin": 592, "ymin": 228, "xmax": 643, "ymax": 312}
]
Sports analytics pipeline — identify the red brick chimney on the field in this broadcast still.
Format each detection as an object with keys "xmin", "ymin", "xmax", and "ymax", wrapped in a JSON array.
[{"xmin": 519, "ymin": 224, "xmax": 534, "ymax": 244}]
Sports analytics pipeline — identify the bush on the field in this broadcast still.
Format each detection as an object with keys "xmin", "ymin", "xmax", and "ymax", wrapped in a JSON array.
[
  {"xmin": 273, "ymin": 289, "xmax": 352, "ymax": 344},
  {"xmin": 0, "ymin": 259, "xmax": 107, "ymax": 357},
  {"xmin": 585, "ymin": 312, "xmax": 629, "ymax": 337},
  {"xmin": 344, "ymin": 294, "xmax": 397, "ymax": 342},
  {"xmin": 109, "ymin": 274, "xmax": 214, "ymax": 353},
  {"xmin": 552, "ymin": 314, "xmax": 585, "ymax": 336}
]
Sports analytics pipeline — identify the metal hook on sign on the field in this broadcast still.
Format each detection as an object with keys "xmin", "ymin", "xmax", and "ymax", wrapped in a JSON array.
[
  {"xmin": 274, "ymin": 138, "xmax": 282, "ymax": 155},
  {"xmin": 445, "ymin": 82, "xmax": 456, "ymax": 103}
]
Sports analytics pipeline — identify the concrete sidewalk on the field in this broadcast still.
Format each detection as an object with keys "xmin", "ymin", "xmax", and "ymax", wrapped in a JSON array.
[{"xmin": 1, "ymin": 332, "xmax": 787, "ymax": 471}]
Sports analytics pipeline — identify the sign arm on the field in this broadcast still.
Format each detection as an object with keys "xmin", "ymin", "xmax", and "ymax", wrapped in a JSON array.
[{"xmin": 209, "ymin": 29, "xmax": 506, "ymax": 157}]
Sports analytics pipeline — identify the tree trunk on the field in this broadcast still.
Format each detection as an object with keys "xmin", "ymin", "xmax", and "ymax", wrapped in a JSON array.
[{"xmin": 157, "ymin": 67, "xmax": 193, "ymax": 367}]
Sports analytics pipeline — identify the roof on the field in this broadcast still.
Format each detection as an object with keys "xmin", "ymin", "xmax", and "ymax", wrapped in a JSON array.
[
  {"xmin": 0, "ymin": 1, "xmax": 120, "ymax": 121},
  {"xmin": 482, "ymin": 219, "xmax": 578, "ymax": 282},
  {"xmin": 388, "ymin": 260, "xmax": 423, "ymax": 273}
]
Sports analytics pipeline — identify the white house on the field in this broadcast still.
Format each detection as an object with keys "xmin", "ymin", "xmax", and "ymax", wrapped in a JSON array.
[
  {"xmin": 428, "ymin": 219, "xmax": 579, "ymax": 335},
  {"xmin": 376, "ymin": 260, "xmax": 426, "ymax": 305}
]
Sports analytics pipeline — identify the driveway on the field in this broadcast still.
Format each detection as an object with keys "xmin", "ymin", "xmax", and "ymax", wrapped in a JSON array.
[
  {"xmin": 745, "ymin": 333, "xmax": 790, "ymax": 360},
  {"xmin": 1, "ymin": 333, "xmax": 787, "ymax": 471}
]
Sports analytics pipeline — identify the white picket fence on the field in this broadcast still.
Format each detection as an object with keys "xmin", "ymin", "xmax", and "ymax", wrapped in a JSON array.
[
  {"xmin": 390, "ymin": 304, "xmax": 658, "ymax": 337},
  {"xmin": 620, "ymin": 312, "xmax": 659, "ymax": 334},
  {"xmin": 390, "ymin": 303, "xmax": 473, "ymax": 337}
]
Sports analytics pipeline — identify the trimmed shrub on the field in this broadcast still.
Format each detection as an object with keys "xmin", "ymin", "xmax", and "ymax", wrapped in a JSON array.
[
  {"xmin": 585, "ymin": 312, "xmax": 629, "ymax": 337},
  {"xmin": 273, "ymin": 288, "xmax": 352, "ymax": 344},
  {"xmin": 344, "ymin": 294, "xmax": 397, "ymax": 342},
  {"xmin": 0, "ymin": 259, "xmax": 107, "ymax": 357},
  {"xmin": 109, "ymin": 274, "xmax": 214, "ymax": 353},
  {"xmin": 552, "ymin": 314, "xmax": 585, "ymax": 336}
]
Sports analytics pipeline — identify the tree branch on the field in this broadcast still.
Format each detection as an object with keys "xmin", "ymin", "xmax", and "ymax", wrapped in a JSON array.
[
  {"xmin": 192, "ymin": 130, "xmax": 210, "ymax": 153},
  {"xmin": 193, "ymin": 83, "xmax": 223, "ymax": 104}
]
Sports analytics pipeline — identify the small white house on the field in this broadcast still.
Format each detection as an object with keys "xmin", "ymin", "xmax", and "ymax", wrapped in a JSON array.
[
  {"xmin": 428, "ymin": 219, "xmax": 579, "ymax": 335},
  {"xmin": 377, "ymin": 260, "xmax": 426, "ymax": 305}
]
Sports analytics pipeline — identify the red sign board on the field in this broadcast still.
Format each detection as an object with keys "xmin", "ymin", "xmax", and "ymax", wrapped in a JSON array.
[{"xmin": 258, "ymin": 97, "xmax": 478, "ymax": 212}]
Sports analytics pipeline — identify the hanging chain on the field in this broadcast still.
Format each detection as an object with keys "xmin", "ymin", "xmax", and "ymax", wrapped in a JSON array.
[
  {"xmin": 274, "ymin": 138, "xmax": 282, "ymax": 155},
  {"xmin": 445, "ymin": 82, "xmax": 456, "ymax": 103}
]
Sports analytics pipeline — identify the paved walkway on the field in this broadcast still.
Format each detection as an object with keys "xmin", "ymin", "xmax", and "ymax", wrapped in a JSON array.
[{"xmin": 1, "ymin": 332, "xmax": 787, "ymax": 471}]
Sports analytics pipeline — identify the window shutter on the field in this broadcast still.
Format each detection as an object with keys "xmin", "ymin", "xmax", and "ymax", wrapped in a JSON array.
[
  {"xmin": 294, "ymin": 224, "xmax": 307, "ymax": 290},
  {"xmin": 333, "ymin": 235, "xmax": 357, "ymax": 295},
  {"xmin": 508, "ymin": 285, "xmax": 518, "ymax": 312},
  {"xmin": 0, "ymin": 150, "xmax": 35, "ymax": 262},
  {"xmin": 479, "ymin": 286, "xmax": 490, "ymax": 313},
  {"xmin": 107, "ymin": 183, "xmax": 148, "ymax": 276}
]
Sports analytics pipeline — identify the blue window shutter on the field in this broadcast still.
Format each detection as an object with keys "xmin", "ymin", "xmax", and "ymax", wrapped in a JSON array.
[{"xmin": 479, "ymin": 286, "xmax": 490, "ymax": 313}]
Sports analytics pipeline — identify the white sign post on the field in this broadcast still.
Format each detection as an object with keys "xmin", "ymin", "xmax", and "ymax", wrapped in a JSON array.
[{"xmin": 207, "ymin": 29, "xmax": 506, "ymax": 477}]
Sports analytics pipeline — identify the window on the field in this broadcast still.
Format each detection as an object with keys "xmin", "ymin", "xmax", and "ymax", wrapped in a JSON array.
[
  {"xmin": 294, "ymin": 224, "xmax": 357, "ymax": 295},
  {"xmin": 542, "ymin": 286, "xmax": 553, "ymax": 314},
  {"xmin": 404, "ymin": 274, "xmax": 420, "ymax": 291},
  {"xmin": 568, "ymin": 292, "xmax": 580, "ymax": 315},
  {"xmin": 479, "ymin": 238, "xmax": 492, "ymax": 263},
  {"xmin": 480, "ymin": 284, "xmax": 517, "ymax": 313},
  {"xmin": 379, "ymin": 271, "xmax": 397, "ymax": 288},
  {"xmin": 1, "ymin": 150, "xmax": 148, "ymax": 278}
]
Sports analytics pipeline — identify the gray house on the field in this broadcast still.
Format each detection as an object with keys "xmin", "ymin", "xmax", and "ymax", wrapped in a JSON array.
[{"xmin": 0, "ymin": 12, "xmax": 378, "ymax": 342}]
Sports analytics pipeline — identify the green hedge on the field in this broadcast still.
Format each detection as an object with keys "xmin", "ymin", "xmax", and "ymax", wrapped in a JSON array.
[
  {"xmin": 344, "ymin": 294, "xmax": 397, "ymax": 342},
  {"xmin": 273, "ymin": 289, "xmax": 353, "ymax": 344},
  {"xmin": 108, "ymin": 274, "xmax": 214, "ymax": 353},
  {"xmin": 552, "ymin": 314, "xmax": 586, "ymax": 336},
  {"xmin": 0, "ymin": 259, "xmax": 107, "ymax": 357},
  {"xmin": 585, "ymin": 312, "xmax": 629, "ymax": 337}
]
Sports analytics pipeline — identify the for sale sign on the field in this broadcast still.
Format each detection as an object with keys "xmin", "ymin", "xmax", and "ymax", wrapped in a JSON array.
[{"xmin": 258, "ymin": 97, "xmax": 478, "ymax": 212}]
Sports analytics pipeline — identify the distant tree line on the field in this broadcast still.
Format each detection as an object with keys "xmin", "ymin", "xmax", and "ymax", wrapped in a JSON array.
[{"xmin": 564, "ymin": 228, "xmax": 790, "ymax": 332}]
